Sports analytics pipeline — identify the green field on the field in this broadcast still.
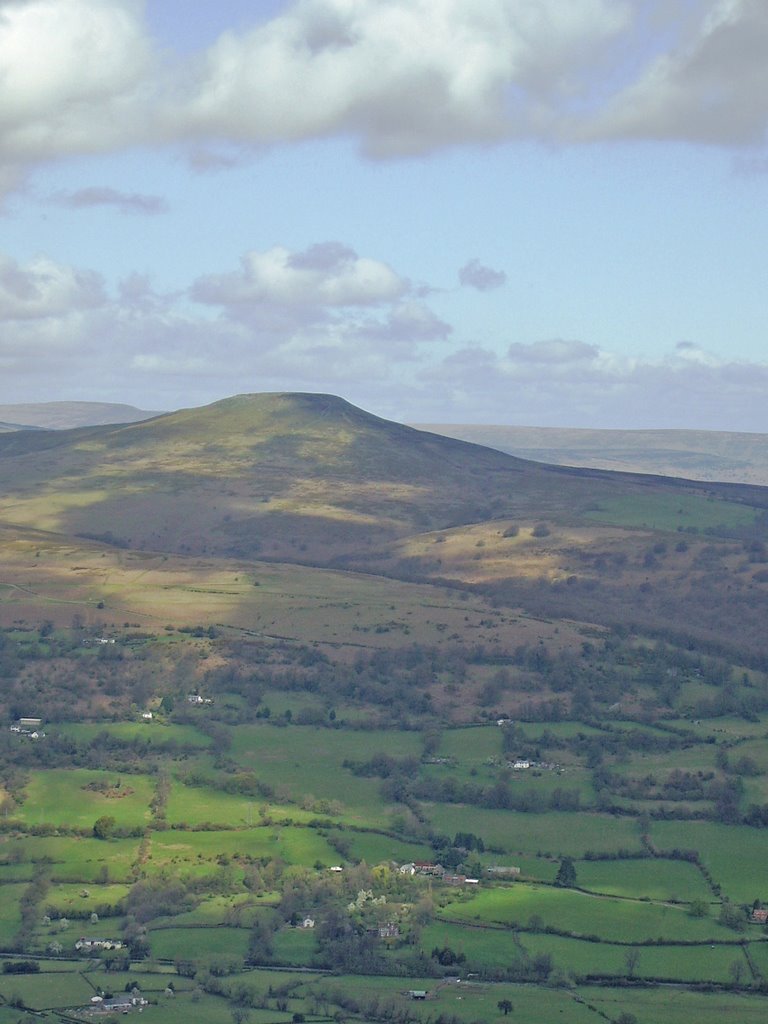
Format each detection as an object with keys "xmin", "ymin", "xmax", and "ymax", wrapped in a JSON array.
[
  {"xmin": 42, "ymin": 881, "xmax": 130, "ymax": 915},
  {"xmin": 148, "ymin": 924, "xmax": 250, "ymax": 960},
  {"xmin": 56, "ymin": 720, "xmax": 211, "ymax": 748},
  {"xmin": 440, "ymin": 884, "xmax": 732, "ymax": 943},
  {"xmin": 229, "ymin": 723, "xmax": 421, "ymax": 825},
  {"xmin": 583, "ymin": 491, "xmax": 759, "ymax": 531},
  {"xmin": 426, "ymin": 805, "xmax": 644, "ymax": 856},
  {"xmin": 575, "ymin": 857, "xmax": 713, "ymax": 902},
  {"xmin": 650, "ymin": 821, "xmax": 768, "ymax": 903},
  {"xmin": 522, "ymin": 932, "xmax": 744, "ymax": 982},
  {"xmin": 0, "ymin": 883, "xmax": 25, "ymax": 946},
  {"xmin": 19, "ymin": 769, "xmax": 154, "ymax": 830},
  {"xmin": 2, "ymin": 835, "xmax": 140, "ymax": 883},
  {"xmin": 0, "ymin": 968, "xmax": 96, "ymax": 1009},
  {"xmin": 149, "ymin": 824, "xmax": 340, "ymax": 870},
  {"xmin": 581, "ymin": 985, "xmax": 768, "ymax": 1024}
]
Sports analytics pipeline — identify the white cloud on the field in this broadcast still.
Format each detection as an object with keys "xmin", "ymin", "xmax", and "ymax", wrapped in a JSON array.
[
  {"xmin": 2, "ymin": 0, "xmax": 768, "ymax": 196},
  {"xmin": 0, "ymin": 0, "xmax": 153, "ymax": 171},
  {"xmin": 0, "ymin": 255, "xmax": 105, "ymax": 320},
  {"xmin": 419, "ymin": 339, "xmax": 768, "ymax": 429},
  {"xmin": 177, "ymin": 0, "xmax": 630, "ymax": 156},
  {"xmin": 458, "ymin": 259, "xmax": 507, "ymax": 291},
  {"xmin": 51, "ymin": 187, "xmax": 169, "ymax": 215},
  {"xmin": 506, "ymin": 338, "xmax": 599, "ymax": 364},
  {"xmin": 583, "ymin": 0, "xmax": 768, "ymax": 145},
  {"xmin": 2, "ymin": 246, "xmax": 768, "ymax": 431},
  {"xmin": 0, "ymin": 242, "xmax": 440, "ymax": 402},
  {"xmin": 191, "ymin": 243, "xmax": 407, "ymax": 309}
]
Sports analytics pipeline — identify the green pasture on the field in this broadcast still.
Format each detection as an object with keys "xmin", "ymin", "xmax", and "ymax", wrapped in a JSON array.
[
  {"xmin": 229, "ymin": 723, "xmax": 420, "ymax": 824},
  {"xmin": 420, "ymin": 919, "xmax": 527, "ymax": 970},
  {"xmin": 0, "ymin": 883, "xmax": 24, "ymax": 946},
  {"xmin": 583, "ymin": 491, "xmax": 759, "ymax": 532},
  {"xmin": 440, "ymin": 884, "xmax": 732, "ymax": 942},
  {"xmin": 522, "ymin": 931, "xmax": 741, "ymax": 982},
  {"xmin": 575, "ymin": 857, "xmax": 713, "ymax": 902},
  {"xmin": 740, "ymin": 775, "xmax": 768, "ymax": 806},
  {"xmin": 4, "ymin": 835, "xmax": 139, "ymax": 883},
  {"xmin": 650, "ymin": 820, "xmax": 768, "ymax": 903},
  {"xmin": 164, "ymin": 779, "xmax": 274, "ymax": 828},
  {"xmin": 19, "ymin": 769, "xmax": 154, "ymax": 829},
  {"xmin": 271, "ymin": 923, "xmax": 318, "ymax": 965},
  {"xmin": 665, "ymin": 716, "xmax": 768, "ymax": 740},
  {"xmin": 0, "ymin": 968, "xmax": 96, "ymax": 1009},
  {"xmin": 152, "ymin": 894, "xmax": 262, "ymax": 929},
  {"xmin": 0, "ymin": 863, "xmax": 32, "ymax": 882},
  {"xmin": 43, "ymin": 882, "xmax": 129, "ymax": 916},
  {"xmin": 164, "ymin": 779, "xmax": 326, "ymax": 828},
  {"xmin": 343, "ymin": 830, "xmax": 432, "ymax": 865},
  {"xmin": 425, "ymin": 805, "xmax": 643, "ymax": 856},
  {"xmin": 582, "ymin": 984, "xmax": 768, "ymax": 1024},
  {"xmin": 438, "ymin": 726, "xmax": 502, "ymax": 762},
  {"xmin": 56, "ymin": 720, "xmax": 211, "ymax": 748},
  {"xmin": 148, "ymin": 924, "xmax": 250, "ymax": 961},
  {"xmin": 517, "ymin": 722, "xmax": 607, "ymax": 740},
  {"xmin": 742, "ymin": 938, "xmax": 768, "ymax": 978},
  {"xmin": 509, "ymin": 768, "xmax": 596, "ymax": 803},
  {"xmin": 609, "ymin": 743, "xmax": 720, "ymax": 776},
  {"xmin": 294, "ymin": 972, "xmax": 600, "ymax": 1024},
  {"xmin": 149, "ymin": 825, "xmax": 339, "ymax": 870},
  {"xmin": 731, "ymin": 736, "xmax": 768, "ymax": 771},
  {"xmin": 494, "ymin": 854, "xmax": 558, "ymax": 882}
]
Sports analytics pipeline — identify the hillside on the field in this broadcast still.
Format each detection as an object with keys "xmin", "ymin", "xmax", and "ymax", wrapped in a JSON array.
[
  {"xmin": 417, "ymin": 423, "xmax": 768, "ymax": 485},
  {"xmin": 0, "ymin": 393, "xmax": 764, "ymax": 569},
  {"xmin": 0, "ymin": 400, "xmax": 161, "ymax": 430},
  {"xmin": 1, "ymin": 392, "xmax": 768, "ymax": 661}
]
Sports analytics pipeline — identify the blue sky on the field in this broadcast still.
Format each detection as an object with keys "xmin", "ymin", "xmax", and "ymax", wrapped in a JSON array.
[{"xmin": 1, "ymin": 0, "xmax": 768, "ymax": 429}]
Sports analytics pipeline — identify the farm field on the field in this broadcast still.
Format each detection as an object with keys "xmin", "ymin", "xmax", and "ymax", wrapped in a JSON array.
[
  {"xmin": 649, "ymin": 821, "xmax": 768, "ymax": 903},
  {"xmin": 439, "ymin": 884, "xmax": 730, "ymax": 942},
  {"xmin": 574, "ymin": 857, "xmax": 713, "ymax": 901},
  {"xmin": 17, "ymin": 769, "xmax": 154, "ymax": 830},
  {"xmin": 425, "ymin": 804, "xmax": 644, "ymax": 856},
  {"xmin": 582, "ymin": 491, "xmax": 760, "ymax": 531},
  {"xmin": 3, "ymin": 476, "xmax": 768, "ymax": 1024}
]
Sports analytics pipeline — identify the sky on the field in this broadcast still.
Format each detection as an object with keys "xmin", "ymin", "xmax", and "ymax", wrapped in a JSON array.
[{"xmin": 1, "ymin": 0, "xmax": 768, "ymax": 430}]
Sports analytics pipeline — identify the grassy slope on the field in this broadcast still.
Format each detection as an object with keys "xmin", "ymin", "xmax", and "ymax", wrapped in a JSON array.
[
  {"xmin": 2, "ymin": 391, "xmax": 768, "ymax": 661},
  {"xmin": 0, "ymin": 392, "xmax": 764, "ymax": 568}
]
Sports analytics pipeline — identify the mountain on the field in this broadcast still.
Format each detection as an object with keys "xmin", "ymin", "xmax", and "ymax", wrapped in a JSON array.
[
  {"xmin": 0, "ymin": 391, "xmax": 754, "ymax": 564},
  {"xmin": 0, "ymin": 401, "xmax": 162, "ymax": 430},
  {"xmin": 1, "ymin": 392, "xmax": 767, "ymax": 659},
  {"xmin": 415, "ymin": 423, "xmax": 768, "ymax": 486}
]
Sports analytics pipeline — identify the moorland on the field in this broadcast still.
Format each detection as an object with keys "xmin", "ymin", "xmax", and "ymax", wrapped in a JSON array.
[
  {"xmin": 0, "ymin": 393, "xmax": 768, "ymax": 1024},
  {"xmin": 417, "ymin": 422, "xmax": 768, "ymax": 486}
]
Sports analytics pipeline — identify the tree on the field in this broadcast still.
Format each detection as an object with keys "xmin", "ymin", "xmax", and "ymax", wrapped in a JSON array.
[
  {"xmin": 624, "ymin": 948, "xmax": 640, "ymax": 978},
  {"xmin": 92, "ymin": 816, "xmax": 116, "ymax": 840},
  {"xmin": 497, "ymin": 999, "xmax": 513, "ymax": 1016},
  {"xmin": 554, "ymin": 857, "xmax": 577, "ymax": 888},
  {"xmin": 719, "ymin": 899, "xmax": 747, "ymax": 932},
  {"xmin": 729, "ymin": 958, "xmax": 745, "ymax": 986}
]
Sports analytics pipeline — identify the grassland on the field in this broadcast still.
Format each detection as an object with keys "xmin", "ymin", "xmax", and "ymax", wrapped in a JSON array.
[
  {"xmin": 440, "ymin": 884, "xmax": 727, "ymax": 942},
  {"xmin": 426, "ymin": 805, "xmax": 644, "ymax": 856},
  {"xmin": 18, "ymin": 769, "xmax": 154, "ymax": 830}
]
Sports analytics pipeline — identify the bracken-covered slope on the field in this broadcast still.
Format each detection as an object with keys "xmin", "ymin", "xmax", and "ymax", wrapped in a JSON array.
[{"xmin": 0, "ymin": 392, "xmax": 765, "ymax": 567}]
